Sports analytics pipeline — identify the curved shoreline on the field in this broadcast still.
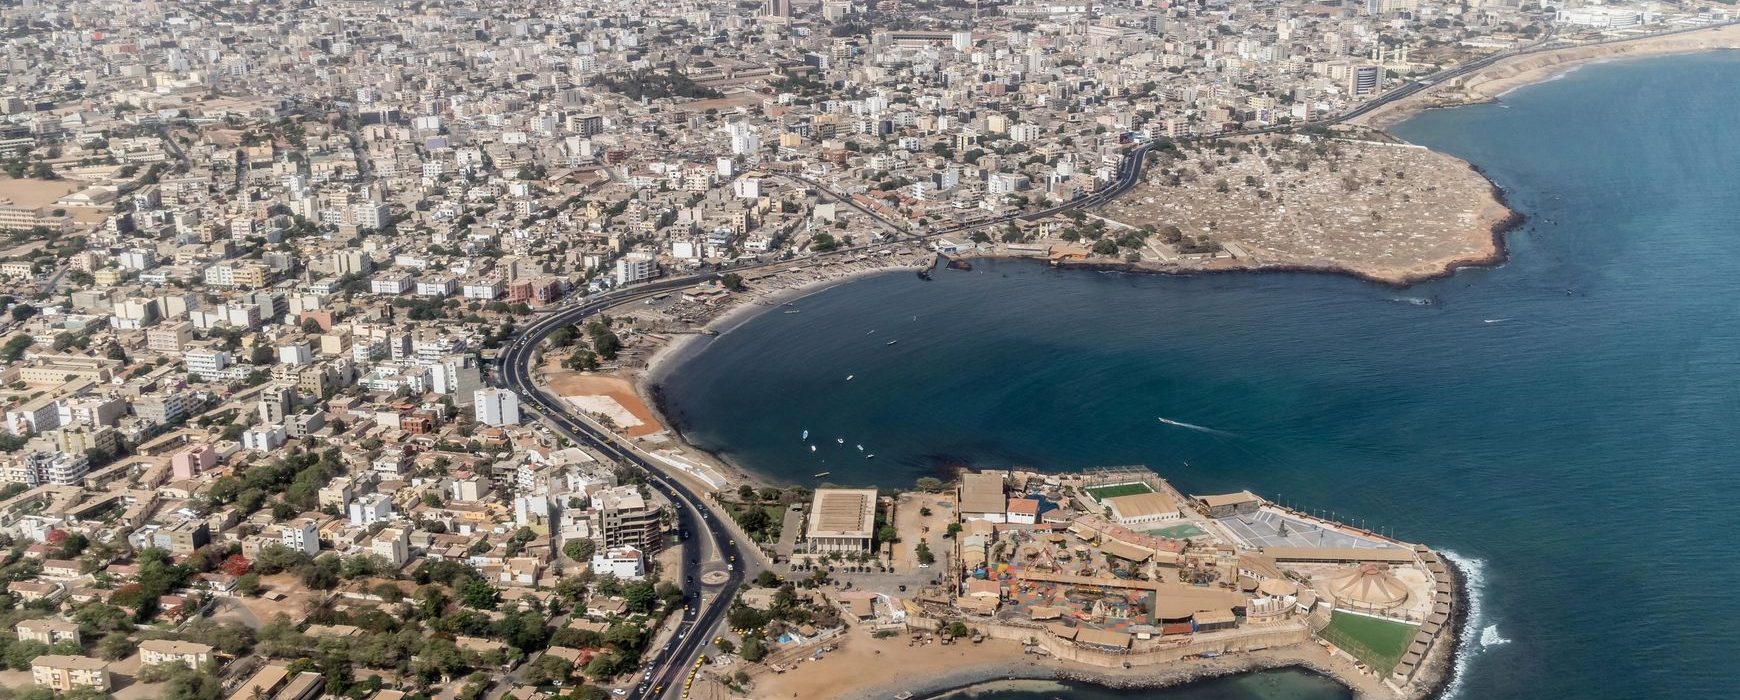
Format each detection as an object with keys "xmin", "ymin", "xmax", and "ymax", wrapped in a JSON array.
[
  {"xmin": 865, "ymin": 555, "xmax": 1471, "ymax": 700},
  {"xmin": 1353, "ymin": 25, "xmax": 1740, "ymax": 129},
  {"xmin": 1035, "ymin": 177, "xmax": 1525, "ymax": 290}
]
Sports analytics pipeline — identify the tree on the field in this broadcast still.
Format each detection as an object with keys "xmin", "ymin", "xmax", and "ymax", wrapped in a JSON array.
[
  {"xmin": 97, "ymin": 631, "xmax": 136, "ymax": 660},
  {"xmin": 583, "ymin": 651, "xmax": 621, "ymax": 680},
  {"xmin": 740, "ymin": 635, "xmax": 767, "ymax": 662},
  {"xmin": 526, "ymin": 654, "xmax": 574, "ymax": 685},
  {"xmin": 716, "ymin": 638, "xmax": 737, "ymax": 655},
  {"xmin": 1091, "ymin": 239, "xmax": 1119, "ymax": 256},
  {"xmin": 563, "ymin": 539, "xmax": 596, "ymax": 562},
  {"xmin": 623, "ymin": 580, "xmax": 657, "ymax": 613},
  {"xmin": 301, "ymin": 318, "xmax": 324, "ymax": 334},
  {"xmin": 720, "ymin": 272, "xmax": 745, "ymax": 291},
  {"xmin": 0, "ymin": 334, "xmax": 32, "ymax": 361},
  {"xmin": 915, "ymin": 541, "xmax": 936, "ymax": 566},
  {"xmin": 736, "ymin": 506, "xmax": 770, "ymax": 535},
  {"xmin": 461, "ymin": 578, "xmax": 500, "ymax": 610}
]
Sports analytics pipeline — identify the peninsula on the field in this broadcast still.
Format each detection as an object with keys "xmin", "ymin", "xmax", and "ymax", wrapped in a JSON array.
[
  {"xmin": 683, "ymin": 468, "xmax": 1462, "ymax": 700},
  {"xmin": 0, "ymin": 0, "xmax": 1726, "ymax": 697}
]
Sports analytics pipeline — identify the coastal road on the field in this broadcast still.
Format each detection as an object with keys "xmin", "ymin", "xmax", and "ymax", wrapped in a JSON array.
[
  {"xmin": 494, "ymin": 284, "xmax": 746, "ymax": 700},
  {"xmin": 487, "ymin": 20, "xmax": 1740, "ymax": 699}
]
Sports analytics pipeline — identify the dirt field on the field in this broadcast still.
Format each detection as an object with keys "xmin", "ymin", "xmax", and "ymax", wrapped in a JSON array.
[
  {"xmin": 545, "ymin": 369, "xmax": 665, "ymax": 438},
  {"xmin": 891, "ymin": 492, "xmax": 955, "ymax": 572},
  {"xmin": 0, "ymin": 177, "xmax": 81, "ymax": 208}
]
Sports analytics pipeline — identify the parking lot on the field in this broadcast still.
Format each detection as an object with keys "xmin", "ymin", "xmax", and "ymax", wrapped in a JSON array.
[{"xmin": 1216, "ymin": 509, "xmax": 1400, "ymax": 550}]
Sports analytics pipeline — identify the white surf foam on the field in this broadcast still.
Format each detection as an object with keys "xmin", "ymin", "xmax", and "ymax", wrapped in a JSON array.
[{"xmin": 1440, "ymin": 550, "xmax": 1501, "ymax": 698}]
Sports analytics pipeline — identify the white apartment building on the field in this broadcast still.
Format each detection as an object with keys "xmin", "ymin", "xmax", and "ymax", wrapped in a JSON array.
[
  {"xmin": 614, "ymin": 252, "xmax": 656, "ymax": 286},
  {"xmin": 474, "ymin": 388, "xmax": 520, "ymax": 426}
]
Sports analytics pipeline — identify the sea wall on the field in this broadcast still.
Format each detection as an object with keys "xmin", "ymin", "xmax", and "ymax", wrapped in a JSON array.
[{"xmin": 905, "ymin": 614, "xmax": 1311, "ymax": 668}]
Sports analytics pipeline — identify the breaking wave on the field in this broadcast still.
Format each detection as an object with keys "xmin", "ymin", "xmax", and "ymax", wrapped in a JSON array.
[{"xmin": 1441, "ymin": 550, "xmax": 1502, "ymax": 698}]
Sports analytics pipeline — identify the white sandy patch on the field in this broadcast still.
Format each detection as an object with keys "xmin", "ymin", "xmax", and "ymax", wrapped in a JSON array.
[{"xmin": 563, "ymin": 395, "xmax": 643, "ymax": 428}]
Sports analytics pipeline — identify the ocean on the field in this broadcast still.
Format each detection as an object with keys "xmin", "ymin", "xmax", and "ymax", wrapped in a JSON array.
[{"xmin": 655, "ymin": 52, "xmax": 1740, "ymax": 698}]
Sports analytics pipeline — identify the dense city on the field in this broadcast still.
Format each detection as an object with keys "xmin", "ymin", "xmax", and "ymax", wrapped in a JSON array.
[{"xmin": 0, "ymin": 0, "xmax": 1729, "ymax": 698}]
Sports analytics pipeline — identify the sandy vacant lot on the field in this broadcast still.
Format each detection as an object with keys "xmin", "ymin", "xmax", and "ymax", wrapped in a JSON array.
[
  {"xmin": 0, "ymin": 177, "xmax": 81, "ymax": 208},
  {"xmin": 739, "ymin": 626, "xmax": 1029, "ymax": 700},
  {"xmin": 546, "ymin": 371, "xmax": 665, "ymax": 438},
  {"xmin": 891, "ymin": 492, "xmax": 955, "ymax": 572}
]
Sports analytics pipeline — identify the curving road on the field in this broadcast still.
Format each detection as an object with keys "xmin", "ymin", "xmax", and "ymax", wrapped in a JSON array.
[
  {"xmin": 495, "ymin": 286, "xmax": 745, "ymax": 700},
  {"xmin": 489, "ymin": 21, "xmax": 1738, "ymax": 699}
]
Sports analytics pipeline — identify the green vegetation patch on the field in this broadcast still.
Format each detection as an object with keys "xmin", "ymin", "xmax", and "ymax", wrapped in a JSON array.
[
  {"xmin": 1317, "ymin": 611, "xmax": 1418, "ymax": 674},
  {"xmin": 1085, "ymin": 482, "xmax": 1154, "ymax": 501},
  {"xmin": 1146, "ymin": 523, "xmax": 1206, "ymax": 539}
]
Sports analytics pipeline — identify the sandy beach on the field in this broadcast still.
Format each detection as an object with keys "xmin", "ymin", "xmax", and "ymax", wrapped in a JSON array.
[
  {"xmin": 598, "ymin": 250, "xmax": 932, "ymax": 493},
  {"xmin": 1356, "ymin": 23, "xmax": 1740, "ymax": 129}
]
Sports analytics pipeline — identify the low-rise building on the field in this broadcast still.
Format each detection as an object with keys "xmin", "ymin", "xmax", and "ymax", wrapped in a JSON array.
[
  {"xmin": 139, "ymin": 639, "xmax": 214, "ymax": 670},
  {"xmin": 30, "ymin": 655, "xmax": 110, "ymax": 692},
  {"xmin": 806, "ymin": 488, "xmax": 878, "ymax": 553}
]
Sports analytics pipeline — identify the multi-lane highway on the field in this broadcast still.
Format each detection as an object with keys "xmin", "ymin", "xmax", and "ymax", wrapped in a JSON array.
[
  {"xmin": 494, "ymin": 286, "xmax": 745, "ymax": 700},
  {"xmin": 487, "ymin": 23, "xmax": 1737, "ymax": 698}
]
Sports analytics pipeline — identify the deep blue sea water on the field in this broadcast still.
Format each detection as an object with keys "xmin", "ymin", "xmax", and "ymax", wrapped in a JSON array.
[{"xmin": 657, "ymin": 53, "xmax": 1740, "ymax": 698}]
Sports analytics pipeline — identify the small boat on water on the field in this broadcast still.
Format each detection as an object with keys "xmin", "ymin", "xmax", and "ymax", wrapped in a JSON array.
[
  {"xmin": 865, "ymin": 454, "xmax": 875, "ymax": 459},
  {"xmin": 835, "ymin": 438, "xmax": 845, "ymax": 444},
  {"xmin": 856, "ymin": 444, "xmax": 863, "ymax": 451},
  {"xmin": 809, "ymin": 445, "xmax": 817, "ymax": 452},
  {"xmin": 802, "ymin": 429, "xmax": 809, "ymax": 440},
  {"xmin": 814, "ymin": 471, "xmax": 831, "ymax": 478},
  {"xmin": 846, "ymin": 375, "xmax": 854, "ymax": 381},
  {"xmin": 783, "ymin": 309, "xmax": 801, "ymax": 314},
  {"xmin": 866, "ymin": 329, "xmax": 876, "ymax": 335},
  {"xmin": 886, "ymin": 340, "xmax": 899, "ymax": 346}
]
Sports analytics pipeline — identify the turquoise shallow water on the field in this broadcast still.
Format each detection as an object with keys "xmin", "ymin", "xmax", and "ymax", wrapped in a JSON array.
[{"xmin": 657, "ymin": 52, "xmax": 1740, "ymax": 698}]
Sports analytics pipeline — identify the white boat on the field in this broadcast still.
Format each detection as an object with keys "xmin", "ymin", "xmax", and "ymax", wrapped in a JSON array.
[
  {"xmin": 846, "ymin": 375, "xmax": 854, "ymax": 381},
  {"xmin": 835, "ymin": 438, "xmax": 844, "ymax": 444},
  {"xmin": 809, "ymin": 445, "xmax": 816, "ymax": 452},
  {"xmin": 866, "ymin": 454, "xmax": 875, "ymax": 459},
  {"xmin": 886, "ymin": 340, "xmax": 898, "ymax": 346},
  {"xmin": 802, "ymin": 429, "xmax": 809, "ymax": 440},
  {"xmin": 856, "ymin": 444, "xmax": 864, "ymax": 451}
]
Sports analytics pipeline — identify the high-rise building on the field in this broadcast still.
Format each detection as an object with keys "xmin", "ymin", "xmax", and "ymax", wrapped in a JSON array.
[
  {"xmin": 474, "ymin": 388, "xmax": 521, "ymax": 426},
  {"xmin": 615, "ymin": 252, "xmax": 657, "ymax": 286},
  {"xmin": 763, "ymin": 0, "xmax": 791, "ymax": 19},
  {"xmin": 1349, "ymin": 65, "xmax": 1381, "ymax": 97},
  {"xmin": 591, "ymin": 485, "xmax": 665, "ymax": 557}
]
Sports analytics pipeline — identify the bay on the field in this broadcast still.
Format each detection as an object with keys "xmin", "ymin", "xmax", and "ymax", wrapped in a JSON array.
[{"xmin": 656, "ymin": 52, "xmax": 1740, "ymax": 698}]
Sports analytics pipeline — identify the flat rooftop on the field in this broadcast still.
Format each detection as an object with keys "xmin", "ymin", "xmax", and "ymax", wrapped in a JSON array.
[{"xmin": 807, "ymin": 488, "xmax": 877, "ymax": 539}]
